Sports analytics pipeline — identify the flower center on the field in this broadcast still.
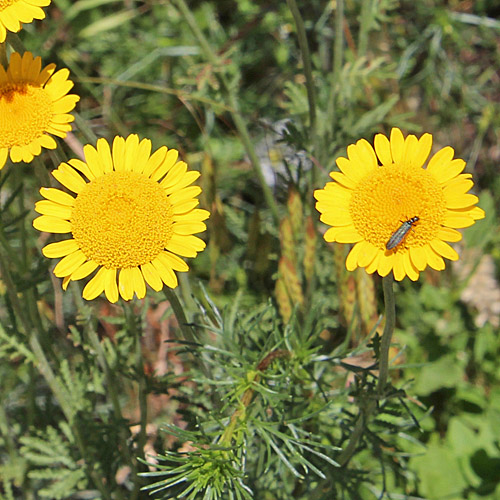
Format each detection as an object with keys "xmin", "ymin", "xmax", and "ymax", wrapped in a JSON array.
[
  {"xmin": 0, "ymin": 83, "xmax": 53, "ymax": 148},
  {"xmin": 349, "ymin": 164, "xmax": 446, "ymax": 250},
  {"xmin": 71, "ymin": 171, "xmax": 174, "ymax": 269}
]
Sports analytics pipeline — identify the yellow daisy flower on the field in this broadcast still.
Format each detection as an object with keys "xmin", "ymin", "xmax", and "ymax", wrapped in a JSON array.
[
  {"xmin": 0, "ymin": 51, "xmax": 79, "ymax": 170},
  {"xmin": 33, "ymin": 135, "xmax": 209, "ymax": 302},
  {"xmin": 0, "ymin": 0, "xmax": 50, "ymax": 42},
  {"xmin": 314, "ymin": 128, "xmax": 485, "ymax": 281}
]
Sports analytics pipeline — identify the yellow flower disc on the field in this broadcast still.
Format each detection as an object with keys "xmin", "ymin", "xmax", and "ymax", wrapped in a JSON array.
[
  {"xmin": 33, "ymin": 134, "xmax": 210, "ymax": 303},
  {"xmin": 314, "ymin": 128, "xmax": 485, "ymax": 281},
  {"xmin": 349, "ymin": 164, "xmax": 446, "ymax": 251},
  {"xmin": 0, "ymin": 83, "xmax": 53, "ymax": 147},
  {"xmin": 0, "ymin": 51, "xmax": 79, "ymax": 170},
  {"xmin": 71, "ymin": 171, "xmax": 174, "ymax": 269}
]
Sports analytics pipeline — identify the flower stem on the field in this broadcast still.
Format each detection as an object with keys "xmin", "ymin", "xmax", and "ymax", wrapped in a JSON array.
[
  {"xmin": 172, "ymin": 0, "xmax": 280, "ymax": 226},
  {"xmin": 357, "ymin": 0, "xmax": 373, "ymax": 58},
  {"xmin": 163, "ymin": 287, "xmax": 212, "ymax": 380},
  {"xmin": 286, "ymin": 0, "xmax": 317, "ymax": 135},
  {"xmin": 163, "ymin": 287, "xmax": 198, "ymax": 345},
  {"xmin": 378, "ymin": 275, "xmax": 395, "ymax": 397},
  {"xmin": 123, "ymin": 303, "xmax": 148, "ymax": 500},
  {"xmin": 338, "ymin": 274, "xmax": 396, "ymax": 467},
  {"xmin": 327, "ymin": 0, "xmax": 344, "ymax": 129}
]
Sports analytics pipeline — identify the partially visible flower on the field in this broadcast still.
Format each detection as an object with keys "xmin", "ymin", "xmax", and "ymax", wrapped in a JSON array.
[
  {"xmin": 314, "ymin": 128, "xmax": 484, "ymax": 281},
  {"xmin": 33, "ymin": 135, "xmax": 209, "ymax": 302},
  {"xmin": 0, "ymin": 51, "xmax": 79, "ymax": 170},
  {"xmin": 0, "ymin": 0, "xmax": 50, "ymax": 42}
]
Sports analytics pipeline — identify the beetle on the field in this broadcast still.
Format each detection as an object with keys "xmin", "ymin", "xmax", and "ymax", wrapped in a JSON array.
[{"xmin": 385, "ymin": 216, "xmax": 420, "ymax": 250}]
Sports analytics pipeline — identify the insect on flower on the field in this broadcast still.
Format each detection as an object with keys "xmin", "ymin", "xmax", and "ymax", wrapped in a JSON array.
[{"xmin": 385, "ymin": 217, "xmax": 420, "ymax": 251}]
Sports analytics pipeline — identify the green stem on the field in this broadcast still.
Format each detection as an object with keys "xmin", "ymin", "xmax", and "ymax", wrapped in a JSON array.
[
  {"xmin": 0, "ymin": 42, "xmax": 7, "ymax": 67},
  {"xmin": 124, "ymin": 303, "xmax": 148, "ymax": 500},
  {"xmin": 172, "ymin": 0, "xmax": 280, "ymax": 226},
  {"xmin": 327, "ymin": 0, "xmax": 344, "ymax": 130},
  {"xmin": 163, "ymin": 287, "xmax": 212, "ymax": 380},
  {"xmin": 338, "ymin": 274, "xmax": 396, "ymax": 466},
  {"xmin": 5, "ymin": 33, "xmax": 25, "ymax": 54},
  {"xmin": 163, "ymin": 287, "xmax": 198, "ymax": 345},
  {"xmin": 286, "ymin": 0, "xmax": 320, "ymax": 243},
  {"xmin": 357, "ymin": 0, "xmax": 372, "ymax": 58},
  {"xmin": 286, "ymin": 0, "xmax": 317, "ymax": 134},
  {"xmin": 378, "ymin": 275, "xmax": 396, "ymax": 397}
]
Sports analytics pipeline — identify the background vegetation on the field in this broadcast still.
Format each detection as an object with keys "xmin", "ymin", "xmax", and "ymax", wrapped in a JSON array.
[{"xmin": 1, "ymin": 0, "xmax": 499, "ymax": 498}]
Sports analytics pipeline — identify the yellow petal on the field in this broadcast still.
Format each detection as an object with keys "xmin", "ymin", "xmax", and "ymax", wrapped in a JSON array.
[
  {"xmin": 409, "ymin": 245, "xmax": 427, "ymax": 271},
  {"xmin": 403, "ymin": 252, "xmax": 419, "ymax": 281},
  {"xmin": 444, "ymin": 193, "xmax": 479, "ymax": 210},
  {"xmin": 424, "ymin": 245, "xmax": 445, "ymax": 271},
  {"xmin": 332, "ymin": 226, "xmax": 363, "ymax": 244},
  {"xmin": 323, "ymin": 226, "xmax": 343, "ymax": 242},
  {"xmin": 365, "ymin": 251, "xmax": 381, "ymax": 274},
  {"xmin": 390, "ymin": 128, "xmax": 405, "ymax": 164},
  {"xmin": 167, "ymin": 186, "xmax": 202, "ymax": 206},
  {"xmin": 402, "ymin": 135, "xmax": 418, "ymax": 166},
  {"xmin": 392, "ymin": 253, "xmax": 406, "ymax": 281},
  {"xmin": 377, "ymin": 252, "xmax": 395, "ymax": 277},
  {"xmin": 104, "ymin": 268, "xmax": 118, "ymax": 303},
  {"xmin": 71, "ymin": 260, "xmax": 99, "ymax": 281},
  {"xmin": 34, "ymin": 200, "xmax": 72, "ymax": 219},
  {"xmin": 42, "ymin": 239, "xmax": 79, "ymax": 258},
  {"xmin": 143, "ymin": 146, "xmax": 167, "ymax": 178},
  {"xmin": 131, "ymin": 266, "xmax": 146, "ymax": 299},
  {"xmin": 358, "ymin": 242, "xmax": 378, "ymax": 268},
  {"xmin": 412, "ymin": 133, "xmax": 432, "ymax": 168},
  {"xmin": 329, "ymin": 171, "xmax": 357, "ymax": 189},
  {"xmin": 131, "ymin": 139, "xmax": 152, "ymax": 174},
  {"xmin": 443, "ymin": 213, "xmax": 476, "ymax": 229},
  {"xmin": 52, "ymin": 163, "xmax": 87, "ymax": 193},
  {"xmin": 112, "ymin": 136, "xmax": 126, "ymax": 170},
  {"xmin": 165, "ymin": 234, "xmax": 205, "ymax": 257},
  {"xmin": 96, "ymin": 138, "xmax": 114, "ymax": 173},
  {"xmin": 33, "ymin": 215, "xmax": 72, "ymax": 233},
  {"xmin": 53, "ymin": 250, "xmax": 87, "ymax": 278},
  {"xmin": 39, "ymin": 187, "xmax": 75, "ymax": 206},
  {"xmin": 151, "ymin": 149, "xmax": 179, "ymax": 182},
  {"xmin": 345, "ymin": 242, "xmax": 363, "ymax": 271},
  {"xmin": 69, "ymin": 157, "xmax": 95, "ymax": 180},
  {"xmin": 157, "ymin": 251, "xmax": 189, "ymax": 272},
  {"xmin": 119, "ymin": 268, "xmax": 134, "ymax": 301},
  {"xmin": 437, "ymin": 227, "xmax": 462, "ymax": 242},
  {"xmin": 151, "ymin": 257, "xmax": 178, "ymax": 288},
  {"xmin": 319, "ymin": 210, "xmax": 353, "ymax": 227},
  {"xmin": 83, "ymin": 267, "xmax": 107, "ymax": 300},
  {"xmin": 430, "ymin": 239, "xmax": 459, "ymax": 261},
  {"xmin": 374, "ymin": 133, "xmax": 392, "ymax": 166},
  {"xmin": 468, "ymin": 206, "xmax": 485, "ymax": 220},
  {"xmin": 141, "ymin": 262, "xmax": 163, "ymax": 292}
]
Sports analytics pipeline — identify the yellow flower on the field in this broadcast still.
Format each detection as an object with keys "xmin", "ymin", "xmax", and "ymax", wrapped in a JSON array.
[
  {"xmin": 314, "ymin": 128, "xmax": 485, "ymax": 281},
  {"xmin": 0, "ymin": 51, "xmax": 79, "ymax": 170},
  {"xmin": 0, "ymin": 0, "xmax": 50, "ymax": 42},
  {"xmin": 33, "ymin": 135, "xmax": 209, "ymax": 302}
]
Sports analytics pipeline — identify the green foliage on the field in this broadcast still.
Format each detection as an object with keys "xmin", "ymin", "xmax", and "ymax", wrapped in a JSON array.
[{"xmin": 20, "ymin": 424, "xmax": 88, "ymax": 499}]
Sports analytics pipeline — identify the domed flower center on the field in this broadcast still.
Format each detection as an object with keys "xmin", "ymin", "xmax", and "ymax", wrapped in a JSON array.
[
  {"xmin": 71, "ymin": 171, "xmax": 174, "ymax": 269},
  {"xmin": 349, "ymin": 164, "xmax": 446, "ymax": 250},
  {"xmin": 0, "ymin": 83, "xmax": 53, "ymax": 148}
]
